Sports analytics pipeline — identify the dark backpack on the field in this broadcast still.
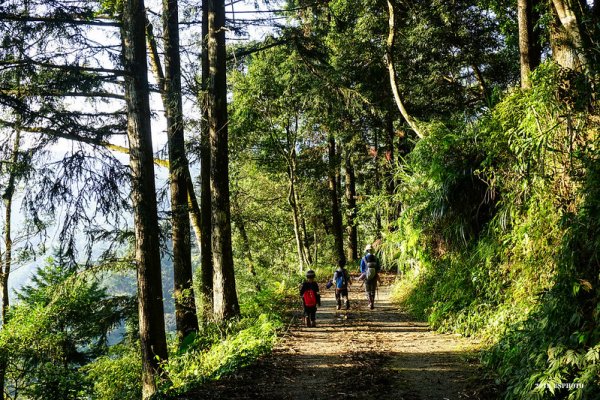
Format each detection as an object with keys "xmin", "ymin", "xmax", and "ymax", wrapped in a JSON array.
[
  {"xmin": 365, "ymin": 254, "xmax": 378, "ymax": 283},
  {"xmin": 303, "ymin": 288, "xmax": 317, "ymax": 307},
  {"xmin": 335, "ymin": 269, "xmax": 348, "ymax": 289}
]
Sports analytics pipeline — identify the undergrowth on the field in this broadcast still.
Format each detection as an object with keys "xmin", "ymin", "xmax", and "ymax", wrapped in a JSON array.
[
  {"xmin": 83, "ymin": 275, "xmax": 299, "ymax": 400},
  {"xmin": 386, "ymin": 62, "xmax": 600, "ymax": 399},
  {"xmin": 158, "ymin": 280, "xmax": 295, "ymax": 397}
]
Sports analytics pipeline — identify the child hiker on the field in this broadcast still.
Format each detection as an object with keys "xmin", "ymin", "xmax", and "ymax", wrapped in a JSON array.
[
  {"xmin": 331, "ymin": 265, "xmax": 351, "ymax": 310},
  {"xmin": 300, "ymin": 269, "xmax": 320, "ymax": 327}
]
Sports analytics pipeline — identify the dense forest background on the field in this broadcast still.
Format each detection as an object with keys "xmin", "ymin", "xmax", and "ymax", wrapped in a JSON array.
[{"xmin": 0, "ymin": 0, "xmax": 599, "ymax": 398}]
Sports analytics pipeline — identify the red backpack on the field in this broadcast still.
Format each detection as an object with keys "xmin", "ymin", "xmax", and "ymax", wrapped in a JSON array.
[{"xmin": 303, "ymin": 289, "xmax": 317, "ymax": 307}]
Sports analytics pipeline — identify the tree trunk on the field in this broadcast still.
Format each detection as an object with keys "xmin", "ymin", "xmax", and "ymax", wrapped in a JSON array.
[
  {"xmin": 517, "ymin": 0, "xmax": 535, "ymax": 89},
  {"xmin": 200, "ymin": 0, "xmax": 214, "ymax": 318},
  {"xmin": 147, "ymin": 10, "xmax": 199, "ymax": 338},
  {"xmin": 288, "ymin": 149, "xmax": 306, "ymax": 272},
  {"xmin": 231, "ymin": 199, "xmax": 260, "ymax": 291},
  {"xmin": 0, "ymin": 130, "xmax": 20, "ymax": 397},
  {"xmin": 550, "ymin": 0, "xmax": 590, "ymax": 72},
  {"xmin": 185, "ymin": 171, "xmax": 202, "ymax": 248},
  {"xmin": 385, "ymin": 0, "xmax": 422, "ymax": 138},
  {"xmin": 374, "ymin": 130, "xmax": 382, "ymax": 235},
  {"xmin": 121, "ymin": 0, "xmax": 169, "ymax": 396},
  {"xmin": 385, "ymin": 111, "xmax": 395, "ymax": 197},
  {"xmin": 530, "ymin": 0, "xmax": 542, "ymax": 70},
  {"xmin": 296, "ymin": 188, "xmax": 312, "ymax": 265},
  {"xmin": 328, "ymin": 134, "xmax": 346, "ymax": 268},
  {"xmin": 344, "ymin": 149, "xmax": 358, "ymax": 263},
  {"xmin": 162, "ymin": 0, "xmax": 199, "ymax": 340},
  {"xmin": 1, "ymin": 130, "xmax": 18, "ymax": 325},
  {"xmin": 207, "ymin": 0, "xmax": 240, "ymax": 320}
]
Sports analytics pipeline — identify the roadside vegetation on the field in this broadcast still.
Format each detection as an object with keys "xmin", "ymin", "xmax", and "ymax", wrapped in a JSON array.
[{"xmin": 388, "ymin": 63, "xmax": 600, "ymax": 399}]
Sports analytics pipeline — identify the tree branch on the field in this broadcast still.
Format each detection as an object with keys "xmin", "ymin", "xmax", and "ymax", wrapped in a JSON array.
[
  {"xmin": 0, "ymin": 60, "xmax": 125, "ymax": 76},
  {"xmin": 385, "ymin": 0, "xmax": 423, "ymax": 138},
  {"xmin": 0, "ymin": 13, "xmax": 121, "ymax": 27}
]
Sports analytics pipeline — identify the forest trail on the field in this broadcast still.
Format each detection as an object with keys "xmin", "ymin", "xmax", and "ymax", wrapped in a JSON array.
[{"xmin": 183, "ymin": 274, "xmax": 498, "ymax": 399}]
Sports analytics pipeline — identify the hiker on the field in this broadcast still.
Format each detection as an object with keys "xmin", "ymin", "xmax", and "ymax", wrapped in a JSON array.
[
  {"xmin": 300, "ymin": 269, "xmax": 320, "ymax": 327},
  {"xmin": 331, "ymin": 264, "xmax": 351, "ymax": 310},
  {"xmin": 359, "ymin": 244, "xmax": 380, "ymax": 309}
]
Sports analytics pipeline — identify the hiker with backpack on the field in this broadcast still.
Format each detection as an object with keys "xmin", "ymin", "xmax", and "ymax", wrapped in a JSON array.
[
  {"xmin": 359, "ymin": 244, "xmax": 380, "ymax": 309},
  {"xmin": 331, "ymin": 265, "xmax": 351, "ymax": 310},
  {"xmin": 300, "ymin": 269, "xmax": 321, "ymax": 327}
]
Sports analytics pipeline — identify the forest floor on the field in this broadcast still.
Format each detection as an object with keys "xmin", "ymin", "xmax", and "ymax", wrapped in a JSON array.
[{"xmin": 181, "ymin": 273, "xmax": 501, "ymax": 399}]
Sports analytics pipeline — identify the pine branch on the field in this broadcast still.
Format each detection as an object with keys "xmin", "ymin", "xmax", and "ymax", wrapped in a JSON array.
[
  {"xmin": 0, "ymin": 13, "xmax": 120, "ymax": 27},
  {"xmin": 0, "ymin": 60, "xmax": 125, "ymax": 76}
]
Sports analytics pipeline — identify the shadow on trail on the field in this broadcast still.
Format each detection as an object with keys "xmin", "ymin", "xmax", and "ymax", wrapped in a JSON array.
[
  {"xmin": 178, "ymin": 283, "xmax": 499, "ymax": 399},
  {"xmin": 177, "ymin": 349, "xmax": 492, "ymax": 400}
]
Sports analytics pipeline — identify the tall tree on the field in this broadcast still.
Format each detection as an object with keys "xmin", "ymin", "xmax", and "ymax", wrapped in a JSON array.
[
  {"xmin": 200, "ymin": 0, "xmax": 214, "ymax": 317},
  {"xmin": 517, "ymin": 0, "xmax": 541, "ymax": 88},
  {"xmin": 147, "ymin": 9, "xmax": 207, "ymax": 325},
  {"xmin": 0, "ymin": 131, "xmax": 19, "ymax": 324},
  {"xmin": 0, "ymin": 129, "xmax": 21, "ymax": 397},
  {"xmin": 344, "ymin": 145, "xmax": 358, "ymax": 262},
  {"xmin": 518, "ymin": 0, "xmax": 534, "ymax": 88},
  {"xmin": 228, "ymin": 48, "xmax": 315, "ymax": 272},
  {"xmin": 121, "ymin": 0, "xmax": 168, "ymax": 396},
  {"xmin": 289, "ymin": 145, "xmax": 311, "ymax": 271},
  {"xmin": 207, "ymin": 0, "xmax": 240, "ymax": 320},
  {"xmin": 162, "ymin": 0, "xmax": 199, "ymax": 340},
  {"xmin": 328, "ymin": 133, "xmax": 346, "ymax": 268}
]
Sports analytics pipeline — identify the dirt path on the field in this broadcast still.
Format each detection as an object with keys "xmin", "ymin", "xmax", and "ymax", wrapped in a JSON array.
[{"xmin": 183, "ymin": 276, "xmax": 499, "ymax": 399}]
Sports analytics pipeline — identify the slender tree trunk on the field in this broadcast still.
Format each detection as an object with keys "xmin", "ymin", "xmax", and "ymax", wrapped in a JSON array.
[
  {"xmin": 207, "ymin": 0, "xmax": 240, "ymax": 320},
  {"xmin": 162, "ymin": 0, "xmax": 199, "ymax": 340},
  {"xmin": 147, "ymin": 32, "xmax": 202, "ymax": 247},
  {"xmin": 385, "ymin": 110, "xmax": 400, "ymax": 224},
  {"xmin": 385, "ymin": 111, "xmax": 395, "ymax": 197},
  {"xmin": 121, "ymin": 0, "xmax": 168, "ymax": 396},
  {"xmin": 374, "ymin": 130, "xmax": 382, "ymax": 235},
  {"xmin": 288, "ymin": 150, "xmax": 306, "ymax": 272},
  {"xmin": 295, "ymin": 189, "xmax": 312, "ymax": 265},
  {"xmin": 530, "ymin": 0, "xmax": 542, "ymax": 70},
  {"xmin": 518, "ymin": 0, "xmax": 538, "ymax": 88},
  {"xmin": 147, "ymin": 10, "xmax": 199, "ymax": 337},
  {"xmin": 231, "ymin": 199, "xmax": 260, "ymax": 290},
  {"xmin": 185, "ymin": 172, "xmax": 203, "ymax": 247},
  {"xmin": 344, "ymin": 149, "xmax": 358, "ymax": 262},
  {"xmin": 328, "ymin": 134, "xmax": 346, "ymax": 268},
  {"xmin": 314, "ymin": 230, "xmax": 318, "ymax": 266},
  {"xmin": 1, "ymin": 130, "xmax": 18, "ymax": 324},
  {"xmin": 385, "ymin": 0, "xmax": 422, "ymax": 138},
  {"xmin": 0, "ymin": 130, "xmax": 20, "ymax": 397},
  {"xmin": 200, "ymin": 0, "xmax": 213, "ymax": 318}
]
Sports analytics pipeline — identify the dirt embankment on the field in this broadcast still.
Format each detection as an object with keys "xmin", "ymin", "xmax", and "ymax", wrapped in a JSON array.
[{"xmin": 181, "ymin": 274, "xmax": 499, "ymax": 399}]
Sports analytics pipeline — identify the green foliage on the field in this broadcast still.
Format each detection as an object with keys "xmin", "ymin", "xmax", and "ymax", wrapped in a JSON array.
[
  {"xmin": 160, "ymin": 283, "xmax": 289, "ymax": 395},
  {"xmin": 0, "ymin": 259, "xmax": 126, "ymax": 399},
  {"xmin": 387, "ymin": 62, "xmax": 600, "ymax": 399},
  {"xmin": 82, "ymin": 344, "xmax": 141, "ymax": 400}
]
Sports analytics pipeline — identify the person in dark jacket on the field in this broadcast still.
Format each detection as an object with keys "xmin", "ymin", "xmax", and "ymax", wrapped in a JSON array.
[
  {"xmin": 359, "ymin": 244, "xmax": 380, "ymax": 309},
  {"xmin": 300, "ymin": 270, "xmax": 320, "ymax": 327}
]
